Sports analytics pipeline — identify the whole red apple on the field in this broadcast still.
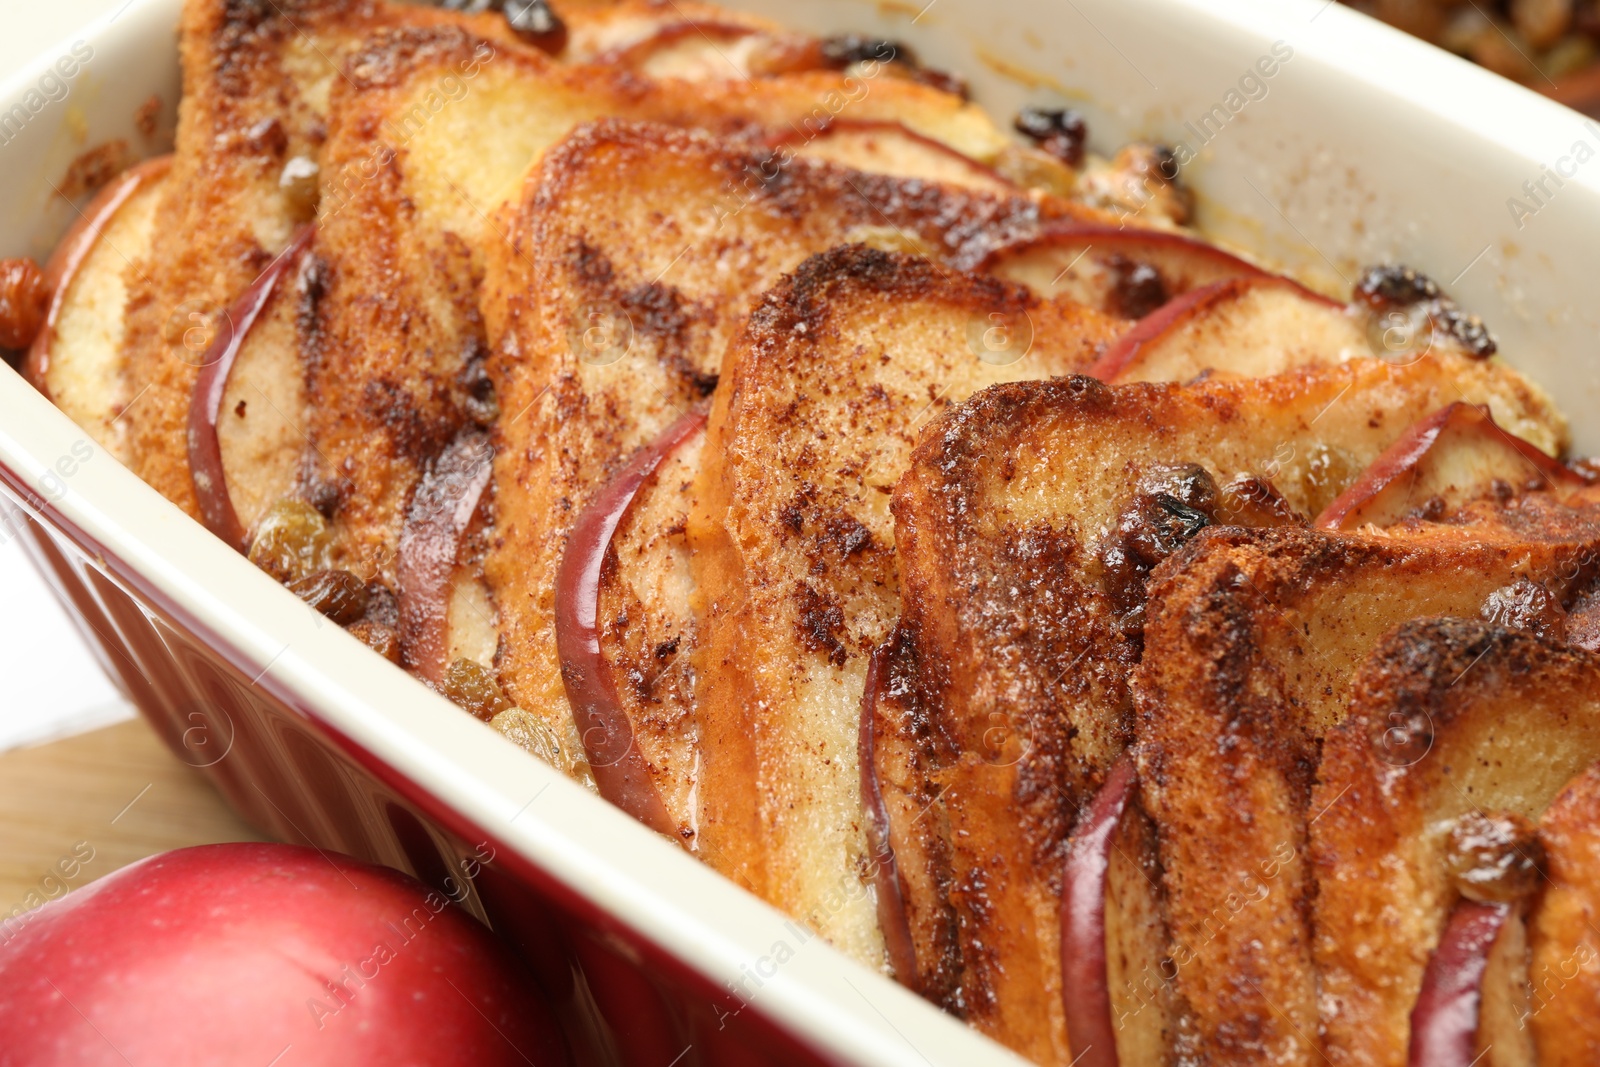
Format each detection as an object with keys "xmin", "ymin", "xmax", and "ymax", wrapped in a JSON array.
[{"xmin": 0, "ymin": 843, "xmax": 568, "ymax": 1066}]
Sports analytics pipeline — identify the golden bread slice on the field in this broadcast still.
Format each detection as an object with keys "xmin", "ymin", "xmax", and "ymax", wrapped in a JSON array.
[
  {"xmin": 1312, "ymin": 617, "xmax": 1600, "ymax": 1067},
  {"xmin": 481, "ymin": 119, "xmax": 1091, "ymax": 779},
  {"xmin": 23, "ymin": 158, "xmax": 171, "ymax": 462},
  {"xmin": 1134, "ymin": 496, "xmax": 1600, "ymax": 1067},
  {"xmin": 1528, "ymin": 762, "xmax": 1600, "ymax": 1065},
  {"xmin": 684, "ymin": 246, "xmax": 1121, "ymax": 963},
  {"xmin": 310, "ymin": 22, "xmax": 1055, "ymax": 587},
  {"xmin": 116, "ymin": 0, "xmax": 511, "ymax": 524},
  {"xmin": 887, "ymin": 352, "xmax": 1566, "ymax": 1064}
]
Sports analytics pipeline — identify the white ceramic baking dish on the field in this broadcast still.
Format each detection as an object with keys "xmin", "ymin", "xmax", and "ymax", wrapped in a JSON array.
[{"xmin": 3, "ymin": 1, "xmax": 1596, "ymax": 1064}]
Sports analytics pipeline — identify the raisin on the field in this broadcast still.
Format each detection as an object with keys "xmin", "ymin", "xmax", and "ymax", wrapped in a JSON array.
[
  {"xmin": 819, "ymin": 34, "xmax": 910, "ymax": 67},
  {"xmin": 439, "ymin": 0, "xmax": 567, "ymax": 54},
  {"xmin": 1099, "ymin": 465, "xmax": 1219, "ymax": 640},
  {"xmin": 1353, "ymin": 265, "xmax": 1495, "ymax": 359},
  {"xmin": 287, "ymin": 569, "xmax": 370, "ymax": 625},
  {"xmin": 910, "ymin": 67, "xmax": 969, "ymax": 100},
  {"xmin": 1013, "ymin": 106, "xmax": 1087, "ymax": 168},
  {"xmin": 0, "ymin": 258, "xmax": 48, "ymax": 351},
  {"xmin": 1353, "ymin": 264, "xmax": 1441, "ymax": 311},
  {"xmin": 1108, "ymin": 255, "xmax": 1167, "ymax": 319},
  {"xmin": 490, "ymin": 707, "xmax": 569, "ymax": 769},
  {"xmin": 1446, "ymin": 811, "xmax": 1544, "ymax": 904},
  {"xmin": 504, "ymin": 0, "xmax": 568, "ymax": 55},
  {"xmin": 439, "ymin": 658, "xmax": 515, "ymax": 722},
  {"xmin": 1481, "ymin": 576, "xmax": 1567, "ymax": 640},
  {"xmin": 247, "ymin": 499, "xmax": 334, "ymax": 583},
  {"xmin": 349, "ymin": 620, "xmax": 401, "ymax": 664},
  {"xmin": 1434, "ymin": 305, "xmax": 1498, "ymax": 358}
]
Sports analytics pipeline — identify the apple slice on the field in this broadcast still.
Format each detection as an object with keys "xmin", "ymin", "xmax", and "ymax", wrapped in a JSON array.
[
  {"xmin": 397, "ymin": 430, "xmax": 493, "ymax": 686},
  {"xmin": 1408, "ymin": 901, "xmax": 1514, "ymax": 1067},
  {"xmin": 1317, "ymin": 403, "xmax": 1588, "ymax": 531},
  {"xmin": 979, "ymin": 223, "xmax": 1270, "ymax": 317},
  {"xmin": 595, "ymin": 20, "xmax": 817, "ymax": 79},
  {"xmin": 22, "ymin": 155, "xmax": 172, "ymax": 459},
  {"xmin": 1088, "ymin": 275, "xmax": 1356, "ymax": 383},
  {"xmin": 187, "ymin": 226, "xmax": 314, "ymax": 551},
  {"xmin": 1059, "ymin": 756, "xmax": 1173, "ymax": 1067},
  {"xmin": 554, "ymin": 406, "xmax": 707, "ymax": 836},
  {"xmin": 768, "ymin": 119, "xmax": 1014, "ymax": 193}
]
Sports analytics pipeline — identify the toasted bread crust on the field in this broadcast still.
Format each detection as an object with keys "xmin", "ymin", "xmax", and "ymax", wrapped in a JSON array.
[
  {"xmin": 119, "ymin": 0, "xmax": 512, "ymax": 523},
  {"xmin": 887, "ymin": 353, "xmax": 1570, "ymax": 1061},
  {"xmin": 1313, "ymin": 617, "xmax": 1600, "ymax": 1067},
  {"xmin": 1136, "ymin": 512, "xmax": 1600, "ymax": 1066},
  {"xmin": 482, "ymin": 119, "xmax": 1088, "ymax": 778},
  {"xmin": 312, "ymin": 20, "xmax": 1093, "ymax": 582},
  {"xmin": 687, "ymin": 246, "xmax": 1118, "ymax": 968}
]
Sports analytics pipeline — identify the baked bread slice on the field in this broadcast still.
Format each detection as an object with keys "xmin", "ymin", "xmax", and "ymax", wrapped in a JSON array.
[
  {"xmin": 309, "ymin": 20, "xmax": 1064, "ymax": 592},
  {"xmin": 1134, "ymin": 494, "xmax": 1600, "ymax": 1067},
  {"xmin": 116, "ymin": 0, "xmax": 515, "ymax": 524},
  {"xmin": 682, "ymin": 245, "xmax": 1120, "ymax": 964},
  {"xmin": 1312, "ymin": 617, "xmax": 1600, "ymax": 1067},
  {"xmin": 1527, "ymin": 761, "xmax": 1600, "ymax": 1065},
  {"xmin": 887, "ymin": 352, "xmax": 1568, "ymax": 1064},
  {"xmin": 480, "ymin": 118, "xmax": 1095, "ymax": 778}
]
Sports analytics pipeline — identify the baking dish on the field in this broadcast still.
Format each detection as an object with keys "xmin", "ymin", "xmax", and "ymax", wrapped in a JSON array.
[{"xmin": 3, "ymin": 0, "xmax": 1599, "ymax": 1063}]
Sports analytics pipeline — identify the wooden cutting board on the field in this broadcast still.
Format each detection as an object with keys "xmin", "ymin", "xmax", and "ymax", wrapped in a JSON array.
[{"xmin": 0, "ymin": 717, "xmax": 266, "ymax": 919}]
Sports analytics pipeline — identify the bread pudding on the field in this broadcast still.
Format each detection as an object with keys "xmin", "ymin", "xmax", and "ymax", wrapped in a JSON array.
[{"xmin": 6, "ymin": 2, "xmax": 1600, "ymax": 1064}]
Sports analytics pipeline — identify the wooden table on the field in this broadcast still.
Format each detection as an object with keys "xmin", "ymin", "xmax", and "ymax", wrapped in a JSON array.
[{"xmin": 0, "ymin": 717, "xmax": 267, "ymax": 917}]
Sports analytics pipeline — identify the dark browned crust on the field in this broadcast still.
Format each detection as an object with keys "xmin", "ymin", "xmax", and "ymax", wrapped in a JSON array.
[
  {"xmin": 892, "ymin": 362, "xmax": 1580, "ymax": 1063},
  {"xmin": 307, "ymin": 24, "xmax": 548, "ymax": 581},
  {"xmin": 1135, "ymin": 507, "xmax": 1600, "ymax": 1067},
  {"xmin": 1313, "ymin": 616, "xmax": 1600, "ymax": 1067},
  {"xmin": 686, "ymin": 243, "xmax": 1117, "ymax": 971},
  {"xmin": 119, "ymin": 0, "xmax": 511, "ymax": 523},
  {"xmin": 482, "ymin": 116, "xmax": 1093, "ymax": 804}
]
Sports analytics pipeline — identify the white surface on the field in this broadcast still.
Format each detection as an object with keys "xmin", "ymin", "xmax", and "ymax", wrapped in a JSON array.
[{"xmin": 0, "ymin": 0, "xmax": 135, "ymax": 753}]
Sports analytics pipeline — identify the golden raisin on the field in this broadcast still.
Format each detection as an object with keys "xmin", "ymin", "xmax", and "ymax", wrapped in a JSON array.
[
  {"xmin": 348, "ymin": 620, "xmax": 401, "ymax": 664},
  {"xmin": 0, "ymin": 258, "xmax": 48, "ymax": 351},
  {"xmin": 286, "ymin": 569, "xmax": 369, "ymax": 625},
  {"xmin": 439, "ymin": 658, "xmax": 514, "ymax": 722},
  {"xmin": 1447, "ymin": 811, "xmax": 1545, "ymax": 903},
  {"xmin": 248, "ymin": 499, "xmax": 333, "ymax": 583},
  {"xmin": 490, "ymin": 708, "xmax": 569, "ymax": 769}
]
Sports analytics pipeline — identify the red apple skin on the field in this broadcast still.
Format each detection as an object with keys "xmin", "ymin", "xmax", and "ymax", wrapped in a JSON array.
[
  {"xmin": 554, "ymin": 407, "xmax": 705, "ymax": 835},
  {"xmin": 978, "ymin": 223, "xmax": 1269, "ymax": 302},
  {"xmin": 1060, "ymin": 755, "xmax": 1138, "ymax": 1067},
  {"xmin": 187, "ymin": 226, "xmax": 315, "ymax": 552},
  {"xmin": 1316, "ymin": 402, "xmax": 1587, "ymax": 531},
  {"xmin": 1087, "ymin": 274, "xmax": 1342, "ymax": 381},
  {"xmin": 1407, "ymin": 900, "xmax": 1510, "ymax": 1067},
  {"xmin": 765, "ymin": 118, "xmax": 1013, "ymax": 187},
  {"xmin": 0, "ymin": 843, "xmax": 568, "ymax": 1067},
  {"xmin": 858, "ymin": 642, "xmax": 918, "ymax": 986}
]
